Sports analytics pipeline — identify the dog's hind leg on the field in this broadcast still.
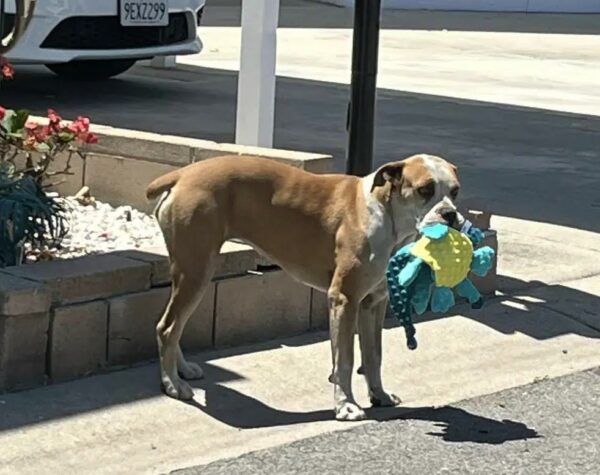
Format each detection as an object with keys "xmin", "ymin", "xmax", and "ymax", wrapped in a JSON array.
[
  {"xmin": 157, "ymin": 255, "xmax": 215, "ymax": 400},
  {"xmin": 155, "ymin": 189, "xmax": 221, "ymax": 400}
]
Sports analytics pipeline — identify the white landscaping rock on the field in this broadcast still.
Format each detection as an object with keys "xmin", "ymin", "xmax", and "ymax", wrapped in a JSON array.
[{"xmin": 25, "ymin": 197, "xmax": 166, "ymax": 263}]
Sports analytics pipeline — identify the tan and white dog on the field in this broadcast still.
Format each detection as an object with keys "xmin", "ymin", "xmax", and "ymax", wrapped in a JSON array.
[{"xmin": 146, "ymin": 153, "xmax": 461, "ymax": 421}]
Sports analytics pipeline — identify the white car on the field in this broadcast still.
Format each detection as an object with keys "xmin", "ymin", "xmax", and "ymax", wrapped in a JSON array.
[{"xmin": 3, "ymin": 0, "xmax": 205, "ymax": 79}]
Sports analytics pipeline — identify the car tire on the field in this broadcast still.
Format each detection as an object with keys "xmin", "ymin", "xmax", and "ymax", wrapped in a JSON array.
[{"xmin": 45, "ymin": 59, "xmax": 136, "ymax": 80}]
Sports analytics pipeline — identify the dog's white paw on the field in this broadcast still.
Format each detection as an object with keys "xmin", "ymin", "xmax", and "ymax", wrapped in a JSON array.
[
  {"xmin": 179, "ymin": 360, "xmax": 204, "ymax": 380},
  {"xmin": 335, "ymin": 401, "xmax": 366, "ymax": 421},
  {"xmin": 162, "ymin": 377, "xmax": 194, "ymax": 401},
  {"xmin": 370, "ymin": 391, "xmax": 402, "ymax": 407}
]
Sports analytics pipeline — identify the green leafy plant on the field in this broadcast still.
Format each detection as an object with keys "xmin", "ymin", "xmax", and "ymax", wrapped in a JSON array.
[{"xmin": 0, "ymin": 173, "xmax": 67, "ymax": 266}]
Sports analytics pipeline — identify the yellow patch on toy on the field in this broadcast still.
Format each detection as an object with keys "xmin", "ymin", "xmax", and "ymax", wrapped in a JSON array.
[{"xmin": 411, "ymin": 228, "xmax": 474, "ymax": 288}]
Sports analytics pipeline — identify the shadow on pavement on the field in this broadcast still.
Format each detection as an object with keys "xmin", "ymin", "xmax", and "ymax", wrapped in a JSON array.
[
  {"xmin": 0, "ymin": 361, "xmax": 242, "ymax": 433},
  {"xmin": 414, "ymin": 275, "xmax": 600, "ymax": 340},
  {"xmin": 188, "ymin": 382, "xmax": 540, "ymax": 444},
  {"xmin": 189, "ymin": 383, "xmax": 332, "ymax": 427},
  {"xmin": 384, "ymin": 406, "xmax": 541, "ymax": 444}
]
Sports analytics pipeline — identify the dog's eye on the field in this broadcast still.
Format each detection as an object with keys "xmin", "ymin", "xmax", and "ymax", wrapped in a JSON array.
[
  {"xmin": 450, "ymin": 187, "xmax": 460, "ymax": 200},
  {"xmin": 417, "ymin": 183, "xmax": 435, "ymax": 200}
]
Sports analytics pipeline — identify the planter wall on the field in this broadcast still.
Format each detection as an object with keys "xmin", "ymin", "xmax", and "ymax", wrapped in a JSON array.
[
  {"xmin": 0, "ymin": 243, "xmax": 324, "ymax": 392},
  {"xmin": 0, "ymin": 209, "xmax": 497, "ymax": 393},
  {"xmin": 0, "ymin": 123, "xmax": 498, "ymax": 393},
  {"xmin": 41, "ymin": 122, "xmax": 333, "ymax": 213}
]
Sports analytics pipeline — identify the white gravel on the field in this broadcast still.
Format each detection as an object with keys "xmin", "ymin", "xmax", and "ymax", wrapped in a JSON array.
[{"xmin": 25, "ymin": 197, "xmax": 166, "ymax": 263}]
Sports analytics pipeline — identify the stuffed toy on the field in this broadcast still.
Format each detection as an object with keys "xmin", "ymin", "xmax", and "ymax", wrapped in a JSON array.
[{"xmin": 387, "ymin": 220, "xmax": 495, "ymax": 350}]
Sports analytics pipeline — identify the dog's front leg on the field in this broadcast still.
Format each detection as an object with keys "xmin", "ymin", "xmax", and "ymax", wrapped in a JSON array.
[
  {"xmin": 358, "ymin": 290, "xmax": 401, "ymax": 408},
  {"xmin": 328, "ymin": 288, "xmax": 365, "ymax": 421}
]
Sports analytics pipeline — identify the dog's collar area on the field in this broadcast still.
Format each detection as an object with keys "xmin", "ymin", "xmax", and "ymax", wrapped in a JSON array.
[{"xmin": 388, "ymin": 201, "xmax": 399, "ymax": 243}]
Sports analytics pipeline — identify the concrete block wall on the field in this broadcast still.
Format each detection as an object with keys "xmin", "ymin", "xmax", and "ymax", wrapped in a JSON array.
[
  {"xmin": 0, "ymin": 274, "xmax": 51, "ymax": 391},
  {"xmin": 0, "ymin": 211, "xmax": 498, "ymax": 393},
  {"xmin": 0, "ymin": 122, "xmax": 500, "ymax": 395},
  {"xmin": 1, "ymin": 123, "xmax": 336, "ymax": 393},
  {"xmin": 0, "ymin": 245, "xmax": 324, "ymax": 393},
  {"xmin": 36, "ymin": 121, "xmax": 334, "ymax": 213}
]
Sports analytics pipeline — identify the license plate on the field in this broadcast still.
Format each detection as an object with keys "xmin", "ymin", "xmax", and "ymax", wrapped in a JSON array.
[{"xmin": 119, "ymin": 0, "xmax": 169, "ymax": 27}]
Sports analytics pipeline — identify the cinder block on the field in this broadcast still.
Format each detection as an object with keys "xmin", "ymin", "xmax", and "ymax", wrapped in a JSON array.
[
  {"xmin": 117, "ymin": 242, "xmax": 263, "ymax": 287},
  {"xmin": 90, "ymin": 130, "xmax": 193, "ymax": 166},
  {"xmin": 49, "ymin": 301, "xmax": 107, "ymax": 382},
  {"xmin": 310, "ymin": 289, "xmax": 329, "ymax": 330},
  {"xmin": 216, "ymin": 241, "xmax": 260, "ymax": 278},
  {"xmin": 108, "ymin": 287, "xmax": 168, "ymax": 366},
  {"xmin": 192, "ymin": 148, "xmax": 333, "ymax": 175},
  {"xmin": 4, "ymin": 254, "xmax": 151, "ymax": 305},
  {"xmin": 0, "ymin": 272, "xmax": 51, "ymax": 316},
  {"xmin": 0, "ymin": 312, "xmax": 49, "ymax": 391},
  {"xmin": 84, "ymin": 153, "xmax": 178, "ymax": 212},
  {"xmin": 108, "ymin": 285, "xmax": 214, "ymax": 366},
  {"xmin": 466, "ymin": 209, "xmax": 491, "ymax": 230},
  {"xmin": 115, "ymin": 248, "xmax": 171, "ymax": 287},
  {"xmin": 85, "ymin": 126, "xmax": 334, "ymax": 173},
  {"xmin": 215, "ymin": 270, "xmax": 311, "ymax": 347},
  {"xmin": 472, "ymin": 230, "xmax": 498, "ymax": 295},
  {"xmin": 301, "ymin": 157, "xmax": 334, "ymax": 174}
]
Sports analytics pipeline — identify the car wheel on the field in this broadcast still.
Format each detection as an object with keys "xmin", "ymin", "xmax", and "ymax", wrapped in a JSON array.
[{"xmin": 45, "ymin": 59, "xmax": 137, "ymax": 80}]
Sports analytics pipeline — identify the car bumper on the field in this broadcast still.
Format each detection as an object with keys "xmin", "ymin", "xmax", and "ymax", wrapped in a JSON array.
[{"xmin": 4, "ymin": 0, "xmax": 204, "ymax": 64}]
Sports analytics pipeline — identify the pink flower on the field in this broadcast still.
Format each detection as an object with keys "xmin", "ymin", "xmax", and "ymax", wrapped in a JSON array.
[
  {"xmin": 47, "ymin": 109, "xmax": 61, "ymax": 125},
  {"xmin": 0, "ymin": 106, "xmax": 5, "ymax": 120},
  {"xmin": 34, "ymin": 126, "xmax": 49, "ymax": 143},
  {"xmin": 75, "ymin": 116, "xmax": 90, "ymax": 132},
  {"xmin": 1, "ymin": 59, "xmax": 14, "ymax": 79},
  {"xmin": 85, "ymin": 133, "xmax": 98, "ymax": 144},
  {"xmin": 23, "ymin": 122, "xmax": 51, "ymax": 144}
]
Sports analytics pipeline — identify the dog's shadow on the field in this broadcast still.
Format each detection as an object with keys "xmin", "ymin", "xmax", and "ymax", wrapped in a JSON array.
[
  {"xmin": 385, "ymin": 405, "xmax": 541, "ymax": 444},
  {"xmin": 187, "ymin": 380, "xmax": 539, "ymax": 445}
]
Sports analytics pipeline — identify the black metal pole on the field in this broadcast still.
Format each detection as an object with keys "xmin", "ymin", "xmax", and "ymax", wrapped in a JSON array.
[
  {"xmin": 0, "ymin": 0, "xmax": 5, "ymax": 40},
  {"xmin": 345, "ymin": 0, "xmax": 381, "ymax": 177}
]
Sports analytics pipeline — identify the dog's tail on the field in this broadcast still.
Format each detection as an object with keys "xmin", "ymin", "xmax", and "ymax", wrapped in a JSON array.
[{"xmin": 146, "ymin": 170, "xmax": 182, "ymax": 200}]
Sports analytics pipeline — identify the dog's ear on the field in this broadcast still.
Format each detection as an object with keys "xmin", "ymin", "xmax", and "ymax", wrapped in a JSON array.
[
  {"xmin": 371, "ymin": 162, "xmax": 405, "ymax": 192},
  {"xmin": 447, "ymin": 161, "xmax": 459, "ymax": 179},
  {"xmin": 370, "ymin": 162, "xmax": 405, "ymax": 203}
]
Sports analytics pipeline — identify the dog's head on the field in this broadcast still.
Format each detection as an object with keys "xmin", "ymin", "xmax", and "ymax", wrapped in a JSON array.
[{"xmin": 370, "ymin": 154, "xmax": 462, "ymax": 233}]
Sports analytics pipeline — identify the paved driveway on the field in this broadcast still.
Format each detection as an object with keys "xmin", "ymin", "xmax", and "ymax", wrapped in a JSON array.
[{"xmin": 2, "ymin": 1, "xmax": 599, "ymax": 231}]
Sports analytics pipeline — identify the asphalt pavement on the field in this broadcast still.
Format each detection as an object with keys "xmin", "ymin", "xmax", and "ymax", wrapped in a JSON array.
[
  {"xmin": 173, "ymin": 367, "xmax": 600, "ymax": 475},
  {"xmin": 2, "ymin": 2, "xmax": 600, "ymax": 232}
]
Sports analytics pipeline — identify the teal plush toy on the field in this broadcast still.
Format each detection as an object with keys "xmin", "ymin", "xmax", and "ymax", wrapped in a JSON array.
[{"xmin": 387, "ymin": 220, "xmax": 495, "ymax": 350}]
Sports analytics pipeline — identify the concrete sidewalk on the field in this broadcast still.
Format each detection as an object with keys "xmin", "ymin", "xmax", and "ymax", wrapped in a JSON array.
[{"xmin": 1, "ymin": 216, "xmax": 599, "ymax": 474}]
